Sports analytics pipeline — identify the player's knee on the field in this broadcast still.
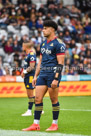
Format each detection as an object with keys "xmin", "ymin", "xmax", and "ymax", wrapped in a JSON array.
[
  {"xmin": 35, "ymin": 96, "xmax": 42, "ymax": 103},
  {"xmin": 50, "ymin": 97, "xmax": 58, "ymax": 104},
  {"xmin": 27, "ymin": 94, "xmax": 33, "ymax": 98}
]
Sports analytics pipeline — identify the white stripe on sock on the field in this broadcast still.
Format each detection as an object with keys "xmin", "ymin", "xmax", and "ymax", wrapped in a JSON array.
[
  {"xmin": 52, "ymin": 119, "xmax": 58, "ymax": 124},
  {"xmin": 34, "ymin": 119, "xmax": 39, "ymax": 124}
]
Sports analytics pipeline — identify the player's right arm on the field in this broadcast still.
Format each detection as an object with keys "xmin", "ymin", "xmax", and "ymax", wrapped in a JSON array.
[{"xmin": 32, "ymin": 54, "xmax": 42, "ymax": 87}]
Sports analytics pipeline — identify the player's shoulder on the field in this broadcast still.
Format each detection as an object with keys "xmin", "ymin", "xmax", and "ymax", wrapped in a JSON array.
[
  {"xmin": 55, "ymin": 38, "xmax": 64, "ymax": 44},
  {"xmin": 28, "ymin": 50, "xmax": 36, "ymax": 56},
  {"xmin": 56, "ymin": 38, "xmax": 63, "ymax": 43},
  {"xmin": 55, "ymin": 38, "xmax": 65, "ymax": 47}
]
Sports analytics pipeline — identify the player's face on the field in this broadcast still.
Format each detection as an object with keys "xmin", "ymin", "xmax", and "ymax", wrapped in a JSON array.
[{"xmin": 43, "ymin": 26, "xmax": 53, "ymax": 37}]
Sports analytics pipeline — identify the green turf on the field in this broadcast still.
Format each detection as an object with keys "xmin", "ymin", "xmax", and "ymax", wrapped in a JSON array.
[{"xmin": 0, "ymin": 96, "xmax": 91, "ymax": 135}]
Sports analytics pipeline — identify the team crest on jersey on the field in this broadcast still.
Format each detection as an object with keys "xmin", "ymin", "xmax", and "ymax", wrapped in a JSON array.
[
  {"xmin": 50, "ymin": 43, "xmax": 53, "ymax": 46},
  {"xmin": 42, "ymin": 43, "xmax": 45, "ymax": 46},
  {"xmin": 30, "ymin": 52, "xmax": 34, "ymax": 55}
]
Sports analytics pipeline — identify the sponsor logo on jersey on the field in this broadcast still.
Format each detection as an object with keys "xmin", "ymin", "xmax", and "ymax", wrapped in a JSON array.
[
  {"xmin": 42, "ymin": 43, "xmax": 45, "ymax": 46},
  {"xmin": 41, "ymin": 48, "xmax": 51, "ymax": 54}
]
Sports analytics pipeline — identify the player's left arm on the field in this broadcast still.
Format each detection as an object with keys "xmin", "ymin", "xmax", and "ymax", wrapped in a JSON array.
[
  {"xmin": 23, "ymin": 54, "xmax": 36, "ymax": 74},
  {"xmin": 51, "ymin": 55, "xmax": 65, "ymax": 89},
  {"xmin": 55, "ymin": 54, "xmax": 65, "ymax": 78},
  {"xmin": 27, "ymin": 62, "xmax": 36, "ymax": 72},
  {"xmin": 51, "ymin": 41, "xmax": 65, "ymax": 89},
  {"xmin": 21, "ymin": 62, "xmax": 35, "ymax": 78}
]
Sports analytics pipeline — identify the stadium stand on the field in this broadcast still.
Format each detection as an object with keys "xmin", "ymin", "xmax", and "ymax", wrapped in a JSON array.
[{"xmin": 0, "ymin": 0, "xmax": 91, "ymax": 76}]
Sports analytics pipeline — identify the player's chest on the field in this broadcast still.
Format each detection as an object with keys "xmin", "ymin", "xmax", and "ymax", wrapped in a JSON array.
[{"xmin": 41, "ymin": 43, "xmax": 55, "ymax": 55}]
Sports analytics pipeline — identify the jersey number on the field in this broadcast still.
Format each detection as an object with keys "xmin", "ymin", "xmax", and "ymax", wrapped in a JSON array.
[{"xmin": 29, "ymin": 76, "xmax": 33, "ymax": 83}]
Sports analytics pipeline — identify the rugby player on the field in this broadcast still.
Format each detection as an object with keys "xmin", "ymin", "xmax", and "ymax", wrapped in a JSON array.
[
  {"xmin": 21, "ymin": 41, "xmax": 36, "ymax": 116},
  {"xmin": 22, "ymin": 20, "xmax": 65, "ymax": 131}
]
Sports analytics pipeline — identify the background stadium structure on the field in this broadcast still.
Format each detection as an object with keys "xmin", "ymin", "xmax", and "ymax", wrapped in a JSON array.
[{"xmin": 0, "ymin": 0, "xmax": 91, "ymax": 75}]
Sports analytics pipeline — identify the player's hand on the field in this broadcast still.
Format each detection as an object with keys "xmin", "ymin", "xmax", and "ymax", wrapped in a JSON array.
[
  {"xmin": 21, "ymin": 72, "xmax": 25, "ymax": 78},
  {"xmin": 51, "ymin": 80, "xmax": 58, "ymax": 89},
  {"xmin": 32, "ymin": 76, "xmax": 37, "ymax": 87}
]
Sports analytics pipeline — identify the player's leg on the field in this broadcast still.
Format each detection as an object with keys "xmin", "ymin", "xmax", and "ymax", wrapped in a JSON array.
[
  {"xmin": 26, "ymin": 89, "xmax": 35, "ymax": 115},
  {"xmin": 46, "ymin": 87, "xmax": 60, "ymax": 131},
  {"xmin": 45, "ymin": 73, "xmax": 60, "ymax": 131},
  {"xmin": 22, "ymin": 88, "xmax": 35, "ymax": 116},
  {"xmin": 34, "ymin": 85, "xmax": 47, "ymax": 123},
  {"xmin": 22, "ymin": 76, "xmax": 34, "ymax": 116},
  {"xmin": 27, "ymin": 89, "xmax": 34, "ymax": 111},
  {"xmin": 22, "ymin": 85, "xmax": 47, "ymax": 131}
]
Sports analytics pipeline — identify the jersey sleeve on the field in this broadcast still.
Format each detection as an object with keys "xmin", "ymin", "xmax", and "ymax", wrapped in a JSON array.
[
  {"xmin": 56, "ymin": 39, "xmax": 66, "ymax": 56},
  {"xmin": 40, "ymin": 42, "xmax": 44, "ymax": 56}
]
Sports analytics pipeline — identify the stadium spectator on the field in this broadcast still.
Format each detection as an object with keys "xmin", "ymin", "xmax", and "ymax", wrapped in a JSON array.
[
  {"xmin": 86, "ymin": 64, "xmax": 91, "ymax": 74},
  {"xmin": 3, "ymin": 64, "xmax": 11, "ymax": 75},
  {"xmin": 13, "ymin": 40, "xmax": 21, "ymax": 52},
  {"xmin": 28, "ymin": 14, "xmax": 38, "ymax": 30},
  {"xmin": 0, "ymin": 0, "xmax": 90, "ymax": 76},
  {"xmin": 4, "ymin": 40, "xmax": 13, "ymax": 53},
  {"xmin": 58, "ymin": 15, "xmax": 65, "ymax": 27},
  {"xmin": 0, "ymin": 0, "xmax": 3, "ymax": 10},
  {"xmin": 0, "ymin": 65, "xmax": 3, "ymax": 76},
  {"xmin": 22, "ymin": 4, "xmax": 30, "ymax": 20},
  {"xmin": 14, "ymin": 60, "xmax": 21, "ymax": 76},
  {"xmin": 82, "ymin": 14, "xmax": 91, "ymax": 26},
  {"xmin": 0, "ymin": 56, "xmax": 3, "ymax": 76},
  {"xmin": 63, "ymin": 30, "xmax": 72, "ymax": 43}
]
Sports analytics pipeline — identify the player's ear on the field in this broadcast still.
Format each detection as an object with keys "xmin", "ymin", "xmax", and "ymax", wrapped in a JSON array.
[{"xmin": 51, "ymin": 27, "xmax": 55, "ymax": 32}]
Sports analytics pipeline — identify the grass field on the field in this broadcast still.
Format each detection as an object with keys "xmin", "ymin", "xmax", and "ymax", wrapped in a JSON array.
[{"xmin": 0, "ymin": 96, "xmax": 91, "ymax": 136}]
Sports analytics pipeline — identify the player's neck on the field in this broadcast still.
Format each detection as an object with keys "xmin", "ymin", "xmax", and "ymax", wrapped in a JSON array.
[
  {"xmin": 47, "ymin": 33, "xmax": 56, "ymax": 42},
  {"xmin": 26, "ymin": 48, "xmax": 33, "ymax": 54}
]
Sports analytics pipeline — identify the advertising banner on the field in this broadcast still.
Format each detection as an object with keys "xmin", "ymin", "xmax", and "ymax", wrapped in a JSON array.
[
  {"xmin": 0, "ymin": 81, "xmax": 91, "ymax": 97},
  {"xmin": 0, "ymin": 83, "xmax": 27, "ymax": 98},
  {"xmin": 0, "ymin": 76, "xmax": 16, "ymax": 82},
  {"xmin": 59, "ymin": 81, "xmax": 91, "ymax": 96}
]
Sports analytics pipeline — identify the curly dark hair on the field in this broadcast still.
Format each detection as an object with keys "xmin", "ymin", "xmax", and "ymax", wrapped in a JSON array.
[{"xmin": 43, "ymin": 20, "xmax": 58, "ymax": 31}]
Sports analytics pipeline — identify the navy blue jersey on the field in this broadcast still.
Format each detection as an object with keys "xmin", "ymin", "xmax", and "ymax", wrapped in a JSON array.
[
  {"xmin": 40, "ymin": 38, "xmax": 65, "ymax": 74},
  {"xmin": 23, "ymin": 51, "xmax": 36, "ymax": 77}
]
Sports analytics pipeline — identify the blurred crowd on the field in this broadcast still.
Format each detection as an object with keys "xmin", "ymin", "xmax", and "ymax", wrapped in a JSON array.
[{"xmin": 0, "ymin": 0, "xmax": 91, "ymax": 76}]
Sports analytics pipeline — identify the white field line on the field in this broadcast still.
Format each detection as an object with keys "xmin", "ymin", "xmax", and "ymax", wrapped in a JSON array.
[
  {"xmin": 0, "ymin": 130, "xmax": 88, "ymax": 136},
  {"xmin": 60, "ymin": 109, "xmax": 91, "ymax": 112}
]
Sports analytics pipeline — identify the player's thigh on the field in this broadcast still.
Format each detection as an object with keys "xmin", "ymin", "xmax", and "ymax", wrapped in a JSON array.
[
  {"xmin": 26, "ymin": 89, "xmax": 34, "ymax": 98},
  {"xmin": 35, "ymin": 85, "xmax": 48, "ymax": 104},
  {"xmin": 48, "ymin": 87, "xmax": 59, "ymax": 104}
]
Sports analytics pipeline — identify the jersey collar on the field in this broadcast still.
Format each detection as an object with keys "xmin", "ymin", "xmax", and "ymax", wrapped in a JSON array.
[{"xmin": 47, "ymin": 37, "xmax": 57, "ymax": 44}]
